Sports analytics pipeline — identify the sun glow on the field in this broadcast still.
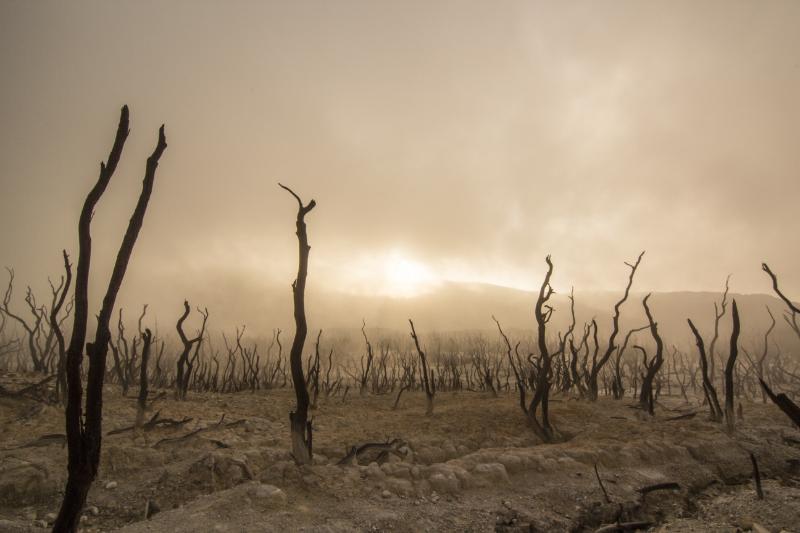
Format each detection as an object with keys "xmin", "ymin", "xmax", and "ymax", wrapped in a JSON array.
[{"xmin": 339, "ymin": 249, "xmax": 440, "ymax": 298}]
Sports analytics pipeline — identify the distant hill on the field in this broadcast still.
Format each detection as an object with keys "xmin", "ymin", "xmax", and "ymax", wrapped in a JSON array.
[{"xmin": 120, "ymin": 270, "xmax": 800, "ymax": 352}]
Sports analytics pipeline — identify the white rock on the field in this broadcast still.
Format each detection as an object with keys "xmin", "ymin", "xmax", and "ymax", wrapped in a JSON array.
[
  {"xmin": 104, "ymin": 481, "xmax": 118, "ymax": 490},
  {"xmin": 247, "ymin": 483, "xmax": 287, "ymax": 508}
]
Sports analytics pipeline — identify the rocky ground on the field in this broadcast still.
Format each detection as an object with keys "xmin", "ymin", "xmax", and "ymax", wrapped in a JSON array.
[{"xmin": 1, "ymin": 374, "xmax": 799, "ymax": 532}]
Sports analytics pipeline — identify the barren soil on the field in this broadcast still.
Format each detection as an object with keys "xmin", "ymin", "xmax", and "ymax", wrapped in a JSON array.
[{"xmin": 1, "ymin": 375, "xmax": 799, "ymax": 532}]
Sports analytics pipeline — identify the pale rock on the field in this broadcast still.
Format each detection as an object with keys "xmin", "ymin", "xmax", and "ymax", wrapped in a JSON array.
[
  {"xmin": 472, "ymin": 463, "xmax": 509, "ymax": 484},
  {"xmin": 247, "ymin": 483, "xmax": 287, "ymax": 508},
  {"xmin": 385, "ymin": 477, "xmax": 414, "ymax": 496},
  {"xmin": 428, "ymin": 472, "xmax": 459, "ymax": 493}
]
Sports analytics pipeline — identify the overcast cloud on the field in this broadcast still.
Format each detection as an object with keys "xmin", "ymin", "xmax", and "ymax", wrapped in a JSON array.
[{"xmin": 1, "ymin": 1, "xmax": 799, "ymax": 329}]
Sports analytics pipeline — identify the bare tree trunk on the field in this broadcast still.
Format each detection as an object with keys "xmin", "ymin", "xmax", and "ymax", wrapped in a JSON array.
[
  {"xmin": 724, "ymin": 300, "xmax": 740, "ymax": 433},
  {"xmin": 280, "ymin": 183, "xmax": 316, "ymax": 465},
  {"xmin": 409, "ymin": 319, "xmax": 435, "ymax": 416},
  {"xmin": 687, "ymin": 319, "xmax": 723, "ymax": 421},
  {"xmin": 55, "ymin": 106, "xmax": 166, "ymax": 532},
  {"xmin": 136, "ymin": 328, "xmax": 153, "ymax": 429},
  {"xmin": 50, "ymin": 251, "xmax": 72, "ymax": 405},
  {"xmin": 528, "ymin": 255, "xmax": 555, "ymax": 441},
  {"xmin": 760, "ymin": 379, "xmax": 800, "ymax": 428},
  {"xmin": 638, "ymin": 294, "xmax": 664, "ymax": 415}
]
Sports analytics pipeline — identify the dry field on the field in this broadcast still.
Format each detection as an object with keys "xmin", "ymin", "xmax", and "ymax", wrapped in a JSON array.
[{"xmin": 1, "ymin": 375, "xmax": 799, "ymax": 532}]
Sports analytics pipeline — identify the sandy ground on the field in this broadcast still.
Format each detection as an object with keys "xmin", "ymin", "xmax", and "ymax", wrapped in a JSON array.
[{"xmin": 1, "ymin": 375, "xmax": 799, "ymax": 532}]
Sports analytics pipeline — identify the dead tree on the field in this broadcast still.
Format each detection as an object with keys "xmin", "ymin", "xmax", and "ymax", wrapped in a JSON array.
[
  {"xmin": 760, "ymin": 379, "xmax": 800, "ymax": 428},
  {"xmin": 708, "ymin": 276, "xmax": 731, "ymax": 386},
  {"xmin": 638, "ymin": 294, "xmax": 664, "ymax": 415},
  {"xmin": 752, "ymin": 306, "xmax": 776, "ymax": 403},
  {"xmin": 109, "ymin": 309, "xmax": 131, "ymax": 396},
  {"xmin": 724, "ymin": 299, "xmax": 741, "ymax": 432},
  {"xmin": 587, "ymin": 251, "xmax": 645, "ymax": 400},
  {"xmin": 528, "ymin": 255, "xmax": 556, "ymax": 440},
  {"xmin": 494, "ymin": 316, "xmax": 527, "ymax": 413},
  {"xmin": 612, "ymin": 324, "xmax": 649, "ymax": 399},
  {"xmin": 309, "ymin": 329, "xmax": 322, "ymax": 409},
  {"xmin": 280, "ymin": 183, "xmax": 316, "ymax": 464},
  {"xmin": 50, "ymin": 251, "xmax": 73, "ymax": 404},
  {"xmin": 409, "ymin": 319, "xmax": 435, "ymax": 416},
  {"xmin": 762, "ymin": 263, "xmax": 800, "ymax": 341},
  {"xmin": 2, "ymin": 270, "xmax": 46, "ymax": 372},
  {"xmin": 55, "ymin": 105, "xmax": 167, "ymax": 531},
  {"xmin": 359, "ymin": 320, "xmax": 374, "ymax": 396},
  {"xmin": 687, "ymin": 319, "xmax": 724, "ymax": 421},
  {"xmin": 136, "ymin": 328, "xmax": 153, "ymax": 428},
  {"xmin": 174, "ymin": 301, "xmax": 209, "ymax": 400}
]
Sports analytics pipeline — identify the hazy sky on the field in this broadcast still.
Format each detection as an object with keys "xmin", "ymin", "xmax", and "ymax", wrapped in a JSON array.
[{"xmin": 1, "ymin": 1, "xmax": 799, "ymax": 327}]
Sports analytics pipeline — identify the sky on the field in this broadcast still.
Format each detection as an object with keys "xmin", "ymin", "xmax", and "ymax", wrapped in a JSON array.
[{"xmin": 1, "ymin": 1, "xmax": 799, "ymax": 330}]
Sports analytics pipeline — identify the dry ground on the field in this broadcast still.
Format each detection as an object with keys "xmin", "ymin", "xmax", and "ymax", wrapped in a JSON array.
[{"xmin": 1, "ymin": 375, "xmax": 799, "ymax": 532}]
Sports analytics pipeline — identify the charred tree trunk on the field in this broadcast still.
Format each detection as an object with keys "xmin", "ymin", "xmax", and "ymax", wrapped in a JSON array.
[
  {"xmin": 50, "ymin": 251, "xmax": 72, "ymax": 405},
  {"xmin": 762, "ymin": 263, "xmax": 800, "ymax": 342},
  {"xmin": 760, "ymin": 379, "xmax": 800, "ymax": 429},
  {"xmin": 638, "ymin": 294, "xmax": 664, "ymax": 415},
  {"xmin": 55, "ymin": 106, "xmax": 166, "ymax": 532},
  {"xmin": 360, "ymin": 320, "xmax": 374, "ymax": 396},
  {"xmin": 724, "ymin": 300, "xmax": 740, "ymax": 433},
  {"xmin": 409, "ymin": 319, "xmax": 435, "ymax": 416},
  {"xmin": 280, "ymin": 183, "xmax": 316, "ymax": 465},
  {"xmin": 528, "ymin": 255, "xmax": 556, "ymax": 441},
  {"xmin": 136, "ymin": 328, "xmax": 153, "ymax": 428},
  {"xmin": 687, "ymin": 319, "xmax": 723, "ymax": 421},
  {"xmin": 174, "ymin": 301, "xmax": 208, "ymax": 400}
]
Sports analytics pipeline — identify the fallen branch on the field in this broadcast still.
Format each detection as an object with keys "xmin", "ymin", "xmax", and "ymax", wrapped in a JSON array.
[
  {"xmin": 3, "ymin": 433, "xmax": 66, "ymax": 450},
  {"xmin": 153, "ymin": 428, "xmax": 203, "ymax": 448},
  {"xmin": 594, "ymin": 521, "xmax": 654, "ymax": 533},
  {"xmin": 107, "ymin": 411, "xmax": 193, "ymax": 436},
  {"xmin": 637, "ymin": 482, "xmax": 680, "ymax": 495},
  {"xmin": 664, "ymin": 412, "xmax": 697, "ymax": 422}
]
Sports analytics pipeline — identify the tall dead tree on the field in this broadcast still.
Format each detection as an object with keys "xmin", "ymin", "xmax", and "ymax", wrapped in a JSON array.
[
  {"xmin": 587, "ymin": 251, "xmax": 645, "ymax": 400},
  {"xmin": 724, "ymin": 299, "xmax": 740, "ymax": 433},
  {"xmin": 54, "ymin": 106, "xmax": 167, "ymax": 531},
  {"xmin": 638, "ymin": 294, "xmax": 664, "ymax": 415},
  {"xmin": 279, "ymin": 183, "xmax": 316, "ymax": 464},
  {"xmin": 687, "ymin": 318, "xmax": 723, "ymax": 421},
  {"xmin": 528, "ymin": 255, "xmax": 556, "ymax": 441}
]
